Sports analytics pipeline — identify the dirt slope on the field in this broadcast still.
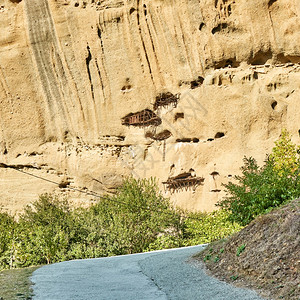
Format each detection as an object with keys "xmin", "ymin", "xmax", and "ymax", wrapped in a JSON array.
[{"xmin": 196, "ymin": 198, "xmax": 300, "ymax": 300}]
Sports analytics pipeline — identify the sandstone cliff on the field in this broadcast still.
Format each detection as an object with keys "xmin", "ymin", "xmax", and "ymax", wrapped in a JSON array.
[{"xmin": 1, "ymin": 0, "xmax": 300, "ymax": 213}]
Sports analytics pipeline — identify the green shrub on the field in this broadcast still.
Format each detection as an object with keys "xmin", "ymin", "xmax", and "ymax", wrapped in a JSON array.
[
  {"xmin": 15, "ymin": 194, "xmax": 73, "ymax": 267},
  {"xmin": 81, "ymin": 177, "xmax": 183, "ymax": 256},
  {"xmin": 146, "ymin": 234, "xmax": 182, "ymax": 251},
  {"xmin": 0, "ymin": 211, "xmax": 16, "ymax": 270},
  {"xmin": 181, "ymin": 209, "xmax": 243, "ymax": 246},
  {"xmin": 0, "ymin": 177, "xmax": 245, "ymax": 269},
  {"xmin": 270, "ymin": 129, "xmax": 300, "ymax": 175},
  {"xmin": 218, "ymin": 131, "xmax": 300, "ymax": 225}
]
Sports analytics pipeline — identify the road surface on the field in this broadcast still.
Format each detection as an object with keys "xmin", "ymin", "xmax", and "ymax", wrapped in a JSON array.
[{"xmin": 31, "ymin": 245, "xmax": 263, "ymax": 300}]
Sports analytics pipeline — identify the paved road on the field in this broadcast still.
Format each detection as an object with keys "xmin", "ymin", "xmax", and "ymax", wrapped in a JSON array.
[{"xmin": 31, "ymin": 245, "xmax": 263, "ymax": 300}]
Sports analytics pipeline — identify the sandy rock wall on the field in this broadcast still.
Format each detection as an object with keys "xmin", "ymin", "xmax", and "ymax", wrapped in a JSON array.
[{"xmin": 0, "ymin": 0, "xmax": 300, "ymax": 213}]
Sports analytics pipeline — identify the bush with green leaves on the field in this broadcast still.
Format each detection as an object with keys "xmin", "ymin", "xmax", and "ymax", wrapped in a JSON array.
[
  {"xmin": 0, "ymin": 177, "xmax": 244, "ymax": 270},
  {"xmin": 0, "ymin": 211, "xmax": 16, "ymax": 269},
  {"xmin": 181, "ymin": 209, "xmax": 243, "ymax": 246},
  {"xmin": 218, "ymin": 130, "xmax": 300, "ymax": 225},
  {"xmin": 146, "ymin": 210, "xmax": 243, "ymax": 251},
  {"xmin": 73, "ymin": 177, "xmax": 183, "ymax": 257},
  {"xmin": 270, "ymin": 129, "xmax": 300, "ymax": 174},
  {"xmin": 0, "ymin": 178, "xmax": 185, "ymax": 269},
  {"xmin": 13, "ymin": 194, "xmax": 73, "ymax": 267}
]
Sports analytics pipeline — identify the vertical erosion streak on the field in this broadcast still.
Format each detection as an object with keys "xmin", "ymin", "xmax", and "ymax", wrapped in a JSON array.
[
  {"xmin": 0, "ymin": 66, "xmax": 8, "ymax": 147},
  {"xmin": 86, "ymin": 45, "xmax": 95, "ymax": 101},
  {"xmin": 136, "ymin": 0, "xmax": 154, "ymax": 83},
  {"xmin": 96, "ymin": 21, "xmax": 111, "ymax": 102},
  {"xmin": 179, "ymin": 0, "xmax": 204, "ymax": 76},
  {"xmin": 152, "ymin": 6, "xmax": 178, "ymax": 87},
  {"xmin": 171, "ymin": 0, "xmax": 193, "ymax": 77},
  {"xmin": 144, "ymin": 4, "xmax": 165, "ymax": 88},
  {"xmin": 24, "ymin": 0, "xmax": 74, "ymax": 138},
  {"xmin": 267, "ymin": 5, "xmax": 278, "ymax": 51},
  {"xmin": 0, "ymin": 65, "xmax": 13, "ymax": 113},
  {"xmin": 95, "ymin": 58, "xmax": 105, "ymax": 100},
  {"xmin": 96, "ymin": 26, "xmax": 108, "ymax": 101}
]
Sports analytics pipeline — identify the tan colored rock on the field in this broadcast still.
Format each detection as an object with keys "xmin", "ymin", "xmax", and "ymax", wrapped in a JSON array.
[{"xmin": 0, "ymin": 0, "xmax": 300, "ymax": 214}]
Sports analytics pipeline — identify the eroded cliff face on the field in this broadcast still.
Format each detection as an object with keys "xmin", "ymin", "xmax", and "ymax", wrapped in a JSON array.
[{"xmin": 1, "ymin": 0, "xmax": 300, "ymax": 213}]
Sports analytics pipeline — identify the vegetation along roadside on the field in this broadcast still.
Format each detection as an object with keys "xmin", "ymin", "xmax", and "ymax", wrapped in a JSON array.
[
  {"xmin": 196, "ymin": 130, "xmax": 300, "ymax": 300},
  {"xmin": 1, "ymin": 130, "xmax": 299, "ymax": 299}
]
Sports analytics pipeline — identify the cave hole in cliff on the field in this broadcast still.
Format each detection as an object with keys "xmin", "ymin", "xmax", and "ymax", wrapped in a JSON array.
[
  {"xmin": 298, "ymin": 130, "xmax": 300, "ymax": 137},
  {"xmin": 210, "ymin": 171, "xmax": 220, "ymax": 176},
  {"xmin": 227, "ymin": 4, "xmax": 232, "ymax": 15},
  {"xmin": 175, "ymin": 112, "xmax": 184, "ymax": 121},
  {"xmin": 29, "ymin": 152, "xmax": 39, "ymax": 156},
  {"xmin": 9, "ymin": 0, "xmax": 22, "ymax": 3},
  {"xmin": 145, "ymin": 130, "xmax": 172, "ymax": 141},
  {"xmin": 74, "ymin": 2, "xmax": 79, "ymax": 7},
  {"xmin": 267, "ymin": 83, "xmax": 278, "ymax": 91},
  {"xmin": 130, "ymin": 7, "xmax": 136, "ymax": 14},
  {"xmin": 199, "ymin": 22, "xmax": 205, "ymax": 31},
  {"xmin": 212, "ymin": 23, "xmax": 228, "ymax": 34},
  {"xmin": 59, "ymin": 180, "xmax": 70, "ymax": 189},
  {"xmin": 215, "ymin": 132, "xmax": 225, "ymax": 139},
  {"xmin": 176, "ymin": 138, "xmax": 199, "ymax": 143},
  {"xmin": 268, "ymin": 0, "xmax": 277, "ymax": 8},
  {"xmin": 156, "ymin": 130, "xmax": 172, "ymax": 141},
  {"xmin": 191, "ymin": 76, "xmax": 204, "ymax": 89},
  {"xmin": 3, "ymin": 148, "xmax": 7, "ymax": 155},
  {"xmin": 121, "ymin": 84, "xmax": 132, "ymax": 91},
  {"xmin": 276, "ymin": 53, "xmax": 300, "ymax": 64},
  {"xmin": 248, "ymin": 50, "xmax": 272, "ymax": 65},
  {"xmin": 271, "ymin": 101, "xmax": 278, "ymax": 110},
  {"xmin": 143, "ymin": 4, "xmax": 147, "ymax": 16},
  {"xmin": 207, "ymin": 138, "xmax": 214, "ymax": 142},
  {"xmin": 176, "ymin": 138, "xmax": 192, "ymax": 143},
  {"xmin": 215, "ymin": 58, "xmax": 239, "ymax": 69}
]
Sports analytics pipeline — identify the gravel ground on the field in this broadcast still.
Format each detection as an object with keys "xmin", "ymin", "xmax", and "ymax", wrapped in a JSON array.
[{"xmin": 31, "ymin": 245, "xmax": 264, "ymax": 300}]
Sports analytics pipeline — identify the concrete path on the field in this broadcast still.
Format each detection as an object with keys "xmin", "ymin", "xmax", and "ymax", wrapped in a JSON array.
[{"xmin": 31, "ymin": 245, "xmax": 263, "ymax": 300}]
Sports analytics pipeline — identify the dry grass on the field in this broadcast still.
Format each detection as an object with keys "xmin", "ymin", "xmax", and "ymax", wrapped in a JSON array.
[{"xmin": 195, "ymin": 198, "xmax": 300, "ymax": 300}]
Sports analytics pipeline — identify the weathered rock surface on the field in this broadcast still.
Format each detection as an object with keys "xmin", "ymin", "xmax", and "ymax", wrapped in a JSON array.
[{"xmin": 1, "ymin": 0, "xmax": 300, "ymax": 213}]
